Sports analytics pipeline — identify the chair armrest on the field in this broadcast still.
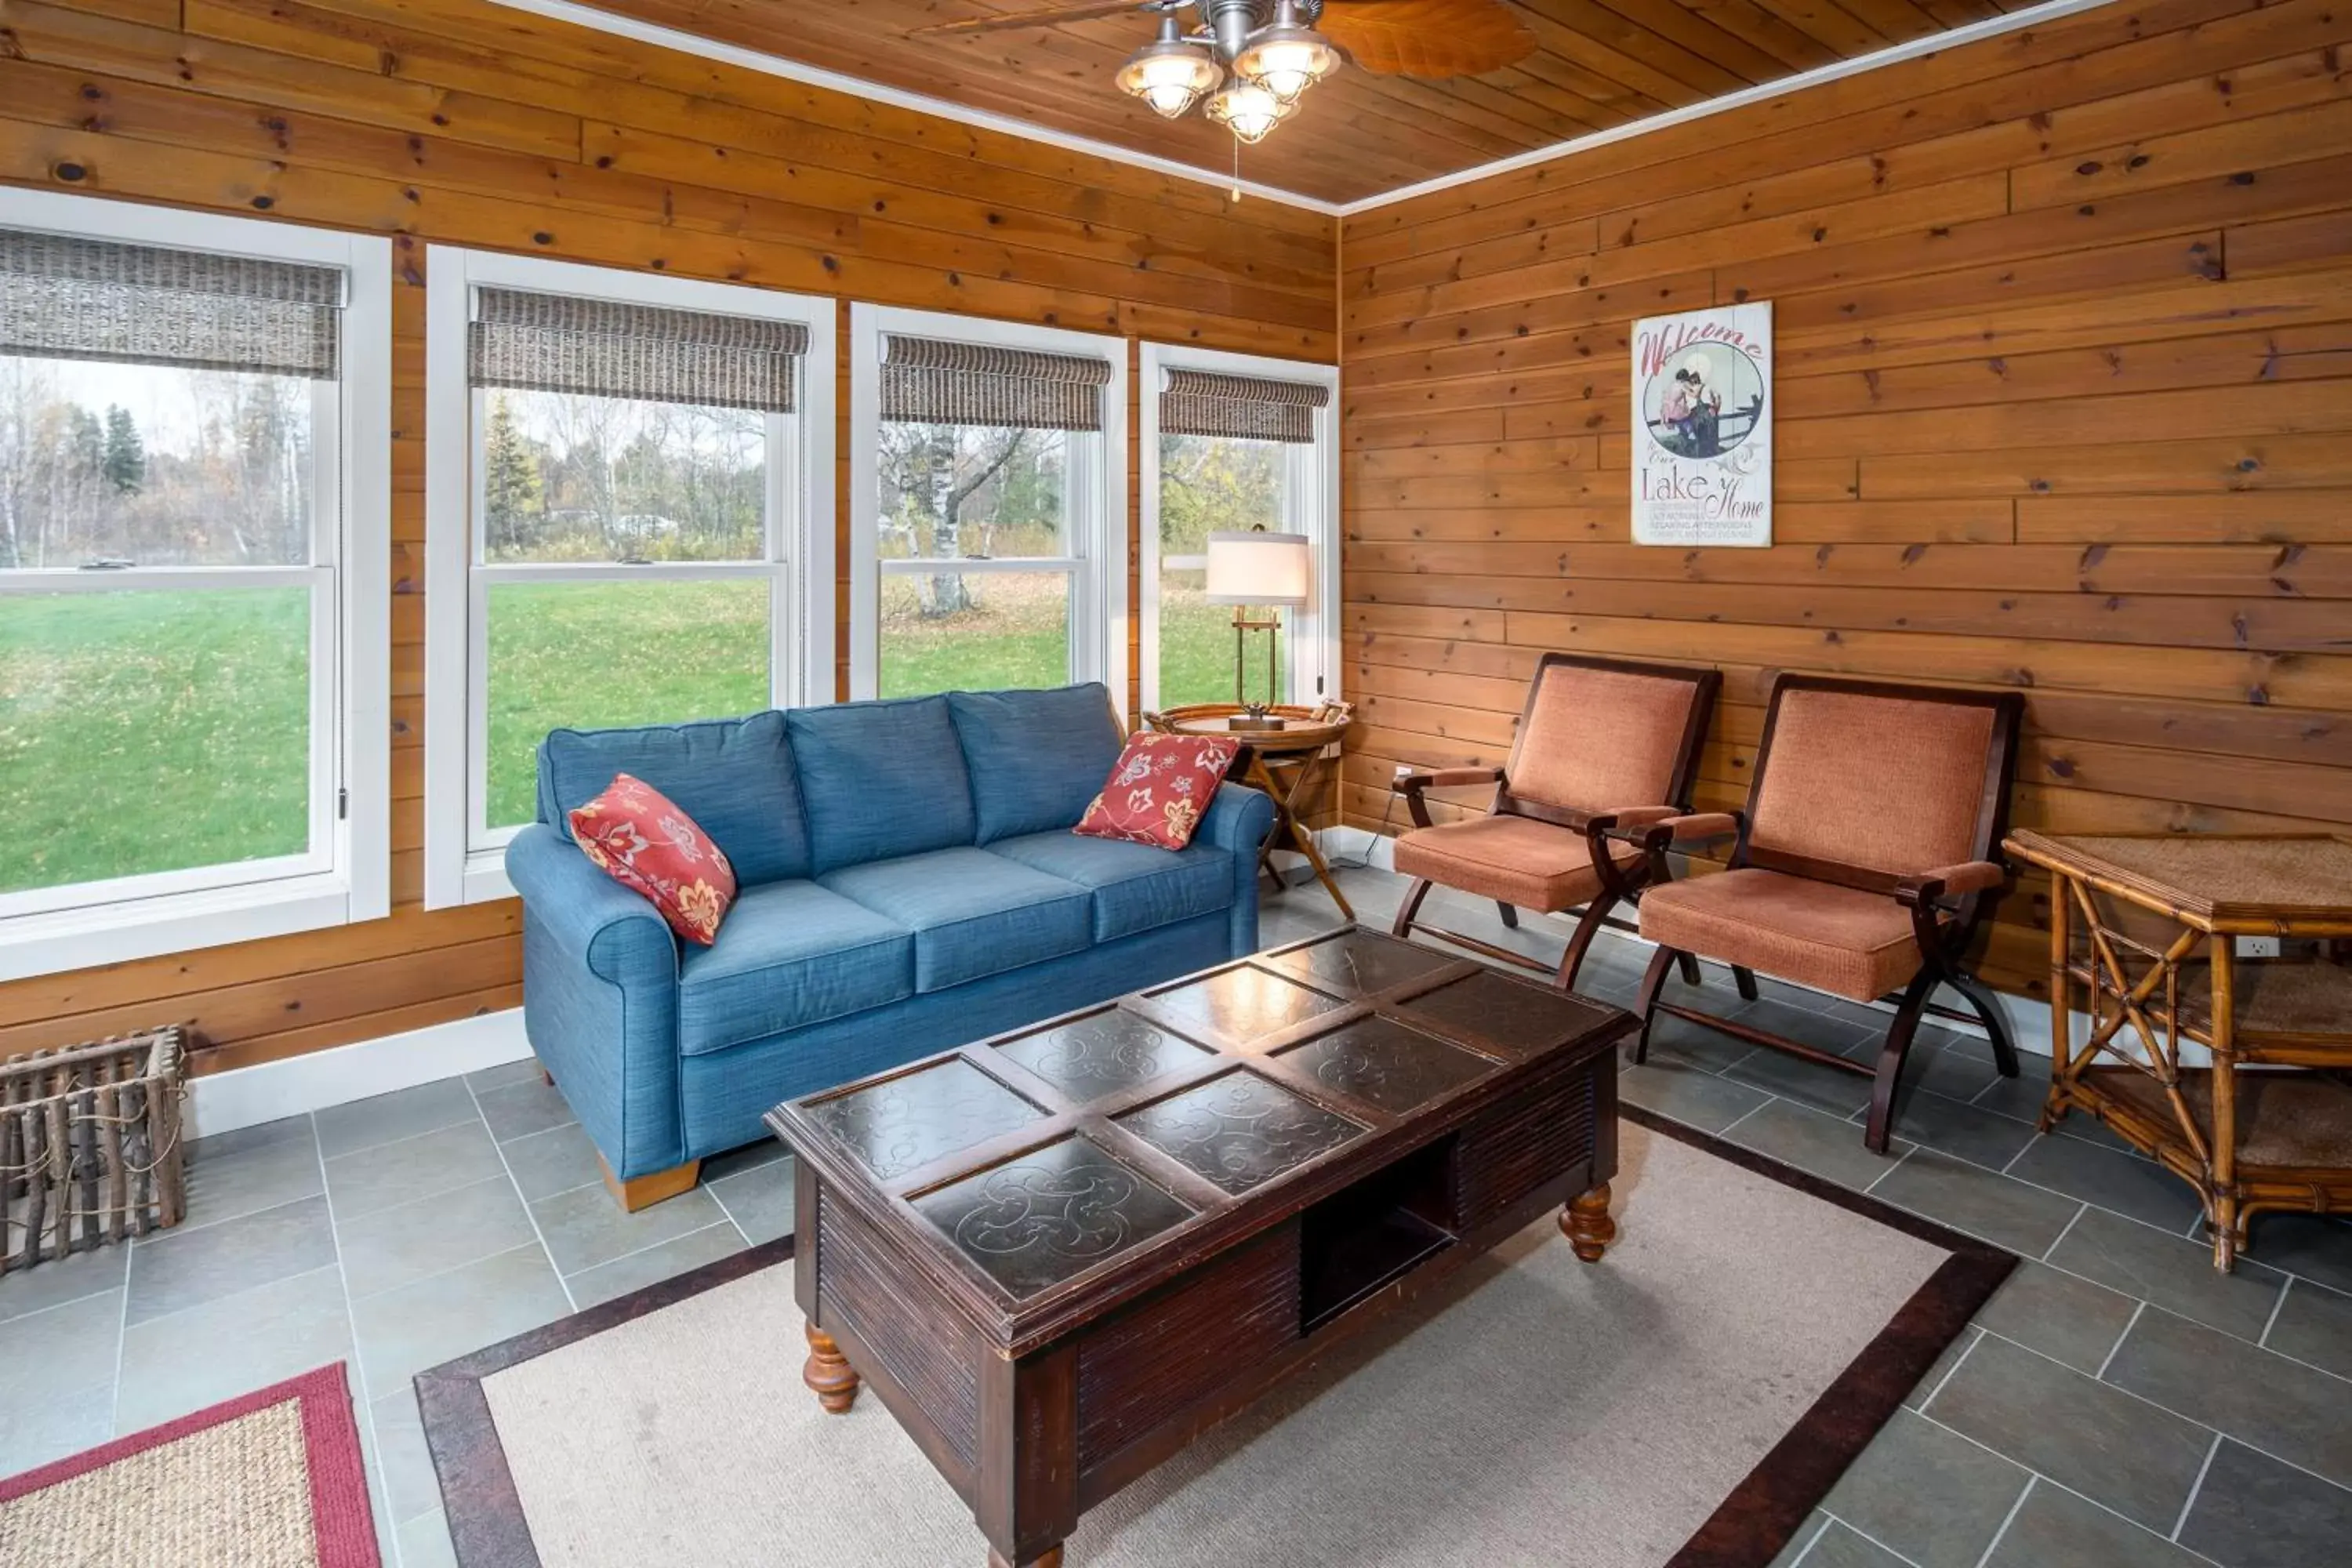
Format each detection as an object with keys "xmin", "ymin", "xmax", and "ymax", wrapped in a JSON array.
[
  {"xmin": 1394, "ymin": 766, "xmax": 1504, "ymax": 794},
  {"xmin": 1584, "ymin": 804, "xmax": 1680, "ymax": 833},
  {"xmin": 1200, "ymin": 781, "xmax": 1276, "ymax": 858},
  {"xmin": 1610, "ymin": 811, "xmax": 1744, "ymax": 851},
  {"xmin": 1896, "ymin": 860, "xmax": 2009, "ymax": 909},
  {"xmin": 505, "ymin": 823, "xmax": 678, "ymax": 989}
]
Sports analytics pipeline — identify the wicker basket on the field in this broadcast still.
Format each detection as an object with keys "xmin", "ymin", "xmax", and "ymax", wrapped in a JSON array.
[{"xmin": 1, "ymin": 1026, "xmax": 186, "ymax": 1274}]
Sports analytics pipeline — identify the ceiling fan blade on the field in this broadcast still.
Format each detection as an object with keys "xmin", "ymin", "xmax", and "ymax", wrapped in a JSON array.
[
  {"xmin": 907, "ymin": 2, "xmax": 1159, "ymax": 38},
  {"xmin": 1319, "ymin": 0, "xmax": 1536, "ymax": 78}
]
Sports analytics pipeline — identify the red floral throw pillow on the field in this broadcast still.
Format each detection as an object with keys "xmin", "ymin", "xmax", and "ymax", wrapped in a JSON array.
[
  {"xmin": 567, "ymin": 774, "xmax": 737, "ymax": 945},
  {"xmin": 1074, "ymin": 733, "xmax": 1241, "ymax": 851}
]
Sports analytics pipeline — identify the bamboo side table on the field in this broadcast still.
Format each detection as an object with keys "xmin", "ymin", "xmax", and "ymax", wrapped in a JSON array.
[
  {"xmin": 1145, "ymin": 703, "xmax": 1355, "ymax": 920},
  {"xmin": 2005, "ymin": 830, "xmax": 2352, "ymax": 1272}
]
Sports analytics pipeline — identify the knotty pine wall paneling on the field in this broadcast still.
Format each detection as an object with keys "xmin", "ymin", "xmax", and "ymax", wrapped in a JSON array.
[
  {"xmin": 0, "ymin": 0, "xmax": 1335, "ymax": 1070},
  {"xmin": 1338, "ymin": 0, "xmax": 2352, "ymax": 1002}
]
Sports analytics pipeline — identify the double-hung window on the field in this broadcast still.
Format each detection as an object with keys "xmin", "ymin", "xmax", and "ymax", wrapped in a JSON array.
[
  {"xmin": 423, "ymin": 251, "xmax": 832, "ymax": 907},
  {"xmin": 0, "ymin": 190, "xmax": 390, "ymax": 981},
  {"xmin": 848, "ymin": 307, "xmax": 1127, "ymax": 703},
  {"xmin": 1141, "ymin": 344, "xmax": 1338, "ymax": 713}
]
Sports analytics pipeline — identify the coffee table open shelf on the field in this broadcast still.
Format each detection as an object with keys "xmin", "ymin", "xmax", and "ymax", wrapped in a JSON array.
[{"xmin": 768, "ymin": 926, "xmax": 1632, "ymax": 1568}]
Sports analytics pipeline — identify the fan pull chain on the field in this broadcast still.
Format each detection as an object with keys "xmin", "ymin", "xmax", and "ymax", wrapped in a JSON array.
[{"xmin": 1230, "ymin": 136, "xmax": 1243, "ymax": 203}]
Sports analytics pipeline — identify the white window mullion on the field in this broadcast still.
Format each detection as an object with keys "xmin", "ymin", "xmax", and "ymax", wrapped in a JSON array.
[
  {"xmin": 424, "ymin": 246, "xmax": 832, "ymax": 906},
  {"xmin": 0, "ymin": 188, "xmax": 389, "ymax": 982}
]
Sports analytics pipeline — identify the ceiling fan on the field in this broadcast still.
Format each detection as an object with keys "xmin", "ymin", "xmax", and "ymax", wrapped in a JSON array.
[{"xmin": 909, "ymin": 0, "xmax": 1537, "ymax": 143}]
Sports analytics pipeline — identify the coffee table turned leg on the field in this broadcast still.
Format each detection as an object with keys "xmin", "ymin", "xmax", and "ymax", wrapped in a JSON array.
[
  {"xmin": 1562, "ymin": 1181, "xmax": 1616, "ymax": 1262},
  {"xmin": 802, "ymin": 1322, "xmax": 861, "ymax": 1414},
  {"xmin": 987, "ymin": 1547, "xmax": 1063, "ymax": 1567}
]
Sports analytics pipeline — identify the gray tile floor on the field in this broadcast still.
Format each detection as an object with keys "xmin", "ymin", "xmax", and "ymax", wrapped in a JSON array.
[{"xmin": 0, "ymin": 863, "xmax": 2343, "ymax": 1568}]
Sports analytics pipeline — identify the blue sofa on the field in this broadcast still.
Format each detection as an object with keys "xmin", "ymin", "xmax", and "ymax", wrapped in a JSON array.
[{"xmin": 505, "ymin": 683, "xmax": 1276, "ymax": 1207}]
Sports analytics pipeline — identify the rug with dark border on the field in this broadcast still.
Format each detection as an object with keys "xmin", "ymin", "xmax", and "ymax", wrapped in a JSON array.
[
  {"xmin": 0, "ymin": 1361, "xmax": 379, "ymax": 1568},
  {"xmin": 417, "ymin": 1105, "xmax": 2012, "ymax": 1568}
]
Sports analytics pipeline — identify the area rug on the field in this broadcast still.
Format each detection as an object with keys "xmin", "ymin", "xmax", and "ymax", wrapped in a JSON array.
[
  {"xmin": 418, "ymin": 1110, "xmax": 2010, "ymax": 1568},
  {"xmin": 0, "ymin": 1362, "xmax": 377, "ymax": 1568}
]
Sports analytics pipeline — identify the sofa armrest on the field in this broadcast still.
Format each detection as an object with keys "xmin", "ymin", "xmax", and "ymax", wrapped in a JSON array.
[
  {"xmin": 1201, "ymin": 781, "xmax": 1276, "ymax": 858},
  {"xmin": 505, "ymin": 824, "xmax": 685, "ymax": 1179},
  {"xmin": 506, "ymin": 824, "xmax": 678, "ymax": 990},
  {"xmin": 1201, "ymin": 782, "xmax": 1276, "ymax": 956}
]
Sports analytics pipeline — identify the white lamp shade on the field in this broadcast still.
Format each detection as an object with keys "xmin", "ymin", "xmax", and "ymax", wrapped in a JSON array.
[{"xmin": 1203, "ymin": 530, "xmax": 1310, "ymax": 605}]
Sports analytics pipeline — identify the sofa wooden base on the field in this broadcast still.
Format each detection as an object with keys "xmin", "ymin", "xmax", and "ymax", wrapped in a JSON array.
[{"xmin": 598, "ymin": 1153, "xmax": 701, "ymax": 1213}]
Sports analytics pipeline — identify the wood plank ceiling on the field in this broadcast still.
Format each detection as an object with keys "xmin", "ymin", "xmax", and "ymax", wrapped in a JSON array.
[{"xmin": 590, "ymin": 0, "xmax": 2032, "ymax": 203}]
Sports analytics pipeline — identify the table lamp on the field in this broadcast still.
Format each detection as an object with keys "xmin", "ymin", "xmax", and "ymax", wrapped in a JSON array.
[{"xmin": 1203, "ymin": 526, "xmax": 1309, "ymax": 731}]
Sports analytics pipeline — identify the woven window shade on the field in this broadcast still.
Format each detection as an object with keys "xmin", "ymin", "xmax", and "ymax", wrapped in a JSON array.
[
  {"xmin": 470, "ymin": 288, "xmax": 808, "ymax": 412},
  {"xmin": 1161, "ymin": 368, "xmax": 1330, "ymax": 444},
  {"xmin": 0, "ymin": 229, "xmax": 343, "ymax": 378},
  {"xmin": 880, "ymin": 334, "xmax": 1112, "ymax": 432}
]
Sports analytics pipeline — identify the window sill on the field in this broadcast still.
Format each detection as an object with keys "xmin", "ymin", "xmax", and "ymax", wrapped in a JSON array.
[{"xmin": 0, "ymin": 875, "xmax": 374, "ymax": 984}]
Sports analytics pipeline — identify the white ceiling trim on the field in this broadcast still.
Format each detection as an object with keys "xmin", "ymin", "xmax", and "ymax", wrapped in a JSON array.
[
  {"xmin": 492, "ymin": 0, "xmax": 2116, "ymax": 220},
  {"xmin": 1341, "ymin": 0, "xmax": 2115, "ymax": 216},
  {"xmin": 487, "ymin": 0, "xmax": 1344, "ymax": 212}
]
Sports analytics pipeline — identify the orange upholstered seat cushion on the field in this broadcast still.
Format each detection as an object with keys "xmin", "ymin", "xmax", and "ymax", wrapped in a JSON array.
[
  {"xmin": 1392, "ymin": 815, "xmax": 1642, "ymax": 913},
  {"xmin": 1637, "ymin": 868, "xmax": 1922, "ymax": 1003}
]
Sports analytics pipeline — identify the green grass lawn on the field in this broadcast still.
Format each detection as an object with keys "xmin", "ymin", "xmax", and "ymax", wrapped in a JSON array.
[
  {"xmin": 2, "ymin": 588, "xmax": 312, "ymax": 894},
  {"xmin": 2, "ymin": 575, "xmax": 1301, "ymax": 894}
]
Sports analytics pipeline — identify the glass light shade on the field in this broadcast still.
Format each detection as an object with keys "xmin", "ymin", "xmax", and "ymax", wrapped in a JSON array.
[
  {"xmin": 1205, "ymin": 82, "xmax": 1290, "ymax": 144},
  {"xmin": 1203, "ymin": 529, "xmax": 1310, "ymax": 606},
  {"xmin": 1234, "ymin": 23, "xmax": 1338, "ymax": 105},
  {"xmin": 1116, "ymin": 29, "xmax": 1223, "ymax": 120}
]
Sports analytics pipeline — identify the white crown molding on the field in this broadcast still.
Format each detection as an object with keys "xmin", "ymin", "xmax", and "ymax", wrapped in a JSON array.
[
  {"xmin": 1339, "ymin": 0, "xmax": 2114, "ymax": 215},
  {"xmin": 485, "ymin": 0, "xmax": 1341, "ymax": 212},
  {"xmin": 491, "ymin": 0, "xmax": 2114, "ymax": 220}
]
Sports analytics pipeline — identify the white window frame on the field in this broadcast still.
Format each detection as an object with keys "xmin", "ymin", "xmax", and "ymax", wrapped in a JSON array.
[
  {"xmin": 0, "ymin": 191, "xmax": 390, "ymax": 982},
  {"xmin": 1139, "ymin": 343, "xmax": 1340, "ymax": 715},
  {"xmin": 848, "ymin": 303, "xmax": 1128, "ymax": 710},
  {"xmin": 422, "ymin": 249, "xmax": 834, "ymax": 909}
]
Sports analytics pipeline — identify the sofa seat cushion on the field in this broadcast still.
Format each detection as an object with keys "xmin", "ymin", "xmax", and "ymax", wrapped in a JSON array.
[
  {"xmin": 985, "ymin": 831, "xmax": 1236, "ymax": 942},
  {"xmin": 677, "ymin": 880, "xmax": 915, "ymax": 1056},
  {"xmin": 1638, "ymin": 867, "xmax": 1920, "ymax": 1004},
  {"xmin": 821, "ymin": 848, "xmax": 1093, "ymax": 993},
  {"xmin": 1393, "ymin": 815, "xmax": 1641, "ymax": 913}
]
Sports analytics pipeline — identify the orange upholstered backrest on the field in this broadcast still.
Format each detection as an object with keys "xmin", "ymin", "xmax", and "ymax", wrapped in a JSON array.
[
  {"xmin": 1508, "ymin": 661, "xmax": 1704, "ymax": 816},
  {"xmin": 1747, "ymin": 685, "xmax": 1999, "ymax": 880}
]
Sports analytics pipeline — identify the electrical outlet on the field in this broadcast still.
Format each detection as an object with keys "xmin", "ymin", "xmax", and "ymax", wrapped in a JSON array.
[
  {"xmin": 2237, "ymin": 935, "xmax": 2282, "ymax": 960},
  {"xmin": 1393, "ymin": 764, "xmax": 1413, "ymax": 779}
]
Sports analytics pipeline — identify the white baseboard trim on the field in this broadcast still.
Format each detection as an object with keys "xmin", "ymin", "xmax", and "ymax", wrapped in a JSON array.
[{"xmin": 187, "ymin": 1007, "xmax": 532, "ymax": 1141}]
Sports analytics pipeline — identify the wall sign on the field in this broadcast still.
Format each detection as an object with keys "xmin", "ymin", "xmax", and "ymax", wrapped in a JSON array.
[{"xmin": 1632, "ymin": 301, "xmax": 1772, "ymax": 547}]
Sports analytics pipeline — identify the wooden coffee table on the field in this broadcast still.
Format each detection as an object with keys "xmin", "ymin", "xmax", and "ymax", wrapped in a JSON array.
[{"xmin": 767, "ymin": 927, "xmax": 1632, "ymax": 1567}]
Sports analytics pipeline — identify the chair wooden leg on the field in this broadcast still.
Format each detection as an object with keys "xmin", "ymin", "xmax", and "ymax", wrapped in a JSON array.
[
  {"xmin": 1497, "ymin": 902, "xmax": 1519, "ymax": 929},
  {"xmin": 598, "ymin": 1152, "xmax": 702, "ymax": 1213},
  {"xmin": 1947, "ymin": 970, "xmax": 2022, "ymax": 1079},
  {"xmin": 1555, "ymin": 898, "xmax": 1616, "ymax": 993},
  {"xmin": 1631, "ymin": 945, "xmax": 1679, "ymax": 1064},
  {"xmin": 1676, "ymin": 950, "xmax": 1703, "ymax": 987},
  {"xmin": 1732, "ymin": 966, "xmax": 1760, "ymax": 1003},
  {"xmin": 1391, "ymin": 877, "xmax": 1433, "ymax": 940},
  {"xmin": 1864, "ymin": 971, "xmax": 1939, "ymax": 1154}
]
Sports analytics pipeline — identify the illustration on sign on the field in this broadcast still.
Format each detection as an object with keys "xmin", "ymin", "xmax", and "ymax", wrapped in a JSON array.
[{"xmin": 1632, "ymin": 302, "xmax": 1772, "ymax": 547}]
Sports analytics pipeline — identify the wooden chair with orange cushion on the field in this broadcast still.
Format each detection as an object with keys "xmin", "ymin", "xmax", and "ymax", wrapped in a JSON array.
[
  {"xmin": 1627, "ymin": 675, "xmax": 2027, "ymax": 1154},
  {"xmin": 1388, "ymin": 652, "xmax": 1720, "ymax": 991}
]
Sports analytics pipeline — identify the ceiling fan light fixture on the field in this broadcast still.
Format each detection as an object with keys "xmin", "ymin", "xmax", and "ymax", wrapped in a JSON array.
[
  {"xmin": 1233, "ymin": 0, "xmax": 1338, "ymax": 105},
  {"xmin": 1115, "ymin": 15, "xmax": 1225, "ymax": 120},
  {"xmin": 1204, "ymin": 79, "xmax": 1290, "ymax": 143}
]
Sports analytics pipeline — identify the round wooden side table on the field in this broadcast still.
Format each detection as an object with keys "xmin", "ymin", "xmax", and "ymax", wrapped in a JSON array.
[{"xmin": 1145, "ymin": 703, "xmax": 1355, "ymax": 920}]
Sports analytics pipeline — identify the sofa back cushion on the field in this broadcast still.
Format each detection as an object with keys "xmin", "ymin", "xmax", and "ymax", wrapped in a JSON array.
[
  {"xmin": 948, "ymin": 684, "xmax": 1124, "ymax": 844},
  {"xmin": 536, "ymin": 710, "xmax": 810, "ymax": 885},
  {"xmin": 788, "ymin": 695, "xmax": 977, "ymax": 875}
]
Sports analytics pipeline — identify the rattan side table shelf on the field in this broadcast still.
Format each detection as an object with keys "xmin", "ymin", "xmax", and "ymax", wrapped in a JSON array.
[{"xmin": 2004, "ymin": 830, "xmax": 2352, "ymax": 1272}]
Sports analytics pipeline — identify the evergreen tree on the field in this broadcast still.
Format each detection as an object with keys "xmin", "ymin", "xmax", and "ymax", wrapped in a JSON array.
[
  {"xmin": 102, "ymin": 405, "xmax": 145, "ymax": 495},
  {"xmin": 481, "ymin": 395, "xmax": 543, "ymax": 557}
]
